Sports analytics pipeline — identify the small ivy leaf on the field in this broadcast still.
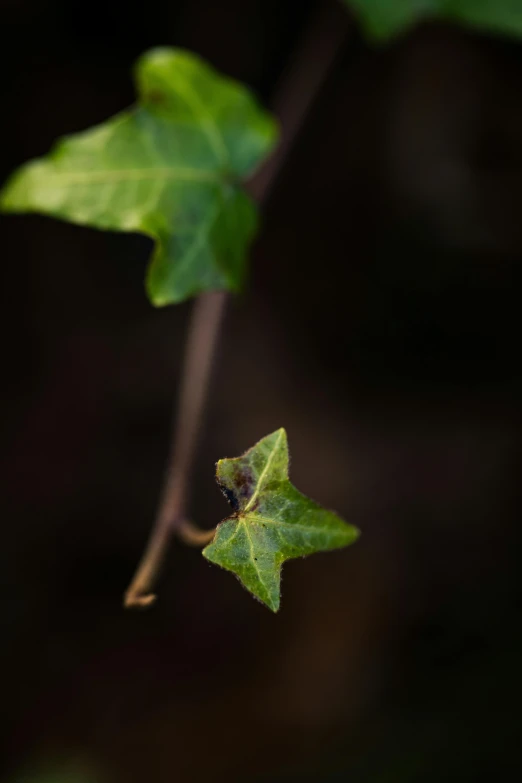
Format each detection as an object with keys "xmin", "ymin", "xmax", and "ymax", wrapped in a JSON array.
[
  {"xmin": 203, "ymin": 428, "xmax": 359, "ymax": 611},
  {"xmin": 0, "ymin": 48, "xmax": 278, "ymax": 306},
  {"xmin": 342, "ymin": 0, "xmax": 522, "ymax": 41}
]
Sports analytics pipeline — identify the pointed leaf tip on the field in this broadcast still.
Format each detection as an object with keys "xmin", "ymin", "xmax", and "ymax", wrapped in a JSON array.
[{"xmin": 203, "ymin": 428, "xmax": 359, "ymax": 611}]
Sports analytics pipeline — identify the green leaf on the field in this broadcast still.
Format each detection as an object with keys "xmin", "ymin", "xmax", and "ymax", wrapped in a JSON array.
[
  {"xmin": 342, "ymin": 0, "xmax": 433, "ymax": 40},
  {"xmin": 203, "ymin": 428, "xmax": 359, "ymax": 611},
  {"xmin": 445, "ymin": 0, "xmax": 522, "ymax": 38},
  {"xmin": 0, "ymin": 48, "xmax": 278, "ymax": 305},
  {"xmin": 342, "ymin": 0, "xmax": 522, "ymax": 41}
]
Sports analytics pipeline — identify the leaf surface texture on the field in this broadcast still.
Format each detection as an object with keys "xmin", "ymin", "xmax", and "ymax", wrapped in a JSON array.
[{"xmin": 203, "ymin": 429, "xmax": 359, "ymax": 611}]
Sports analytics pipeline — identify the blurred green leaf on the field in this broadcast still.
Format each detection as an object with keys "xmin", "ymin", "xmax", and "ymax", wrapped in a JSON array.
[
  {"xmin": 203, "ymin": 428, "xmax": 359, "ymax": 611},
  {"xmin": 445, "ymin": 0, "xmax": 522, "ymax": 38},
  {"xmin": 0, "ymin": 48, "xmax": 277, "ymax": 306},
  {"xmin": 342, "ymin": 0, "xmax": 432, "ymax": 39},
  {"xmin": 342, "ymin": 0, "xmax": 522, "ymax": 41}
]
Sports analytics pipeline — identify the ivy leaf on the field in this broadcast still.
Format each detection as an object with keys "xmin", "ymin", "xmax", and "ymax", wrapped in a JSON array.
[
  {"xmin": 203, "ymin": 428, "xmax": 359, "ymax": 611},
  {"xmin": 342, "ymin": 0, "xmax": 522, "ymax": 41},
  {"xmin": 0, "ymin": 48, "xmax": 278, "ymax": 306},
  {"xmin": 342, "ymin": 0, "xmax": 431, "ymax": 40}
]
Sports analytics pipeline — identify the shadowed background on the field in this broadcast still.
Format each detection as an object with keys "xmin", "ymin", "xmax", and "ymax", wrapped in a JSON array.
[{"xmin": 1, "ymin": 0, "xmax": 521, "ymax": 781}]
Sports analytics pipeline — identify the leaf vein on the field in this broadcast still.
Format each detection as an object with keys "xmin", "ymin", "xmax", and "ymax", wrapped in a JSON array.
[
  {"xmin": 241, "ymin": 519, "xmax": 269, "ymax": 601},
  {"xmin": 41, "ymin": 167, "xmax": 220, "ymax": 185},
  {"xmin": 155, "ymin": 72, "xmax": 229, "ymax": 167},
  {"xmin": 246, "ymin": 513, "xmax": 326, "ymax": 536},
  {"xmin": 244, "ymin": 429, "xmax": 284, "ymax": 512}
]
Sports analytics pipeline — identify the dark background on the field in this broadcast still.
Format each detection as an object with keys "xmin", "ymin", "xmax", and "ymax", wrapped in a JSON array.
[{"xmin": 1, "ymin": 0, "xmax": 522, "ymax": 781}]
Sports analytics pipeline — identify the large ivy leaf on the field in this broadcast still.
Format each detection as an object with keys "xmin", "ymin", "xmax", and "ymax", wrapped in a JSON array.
[
  {"xmin": 343, "ymin": 0, "xmax": 522, "ymax": 41},
  {"xmin": 203, "ymin": 428, "xmax": 359, "ymax": 611},
  {"xmin": 0, "ymin": 48, "xmax": 277, "ymax": 305}
]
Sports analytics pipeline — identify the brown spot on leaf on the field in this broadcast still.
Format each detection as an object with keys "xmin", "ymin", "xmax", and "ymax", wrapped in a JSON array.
[
  {"xmin": 145, "ymin": 89, "xmax": 168, "ymax": 107},
  {"xmin": 232, "ymin": 465, "xmax": 254, "ymax": 505},
  {"xmin": 217, "ymin": 465, "xmax": 255, "ymax": 512}
]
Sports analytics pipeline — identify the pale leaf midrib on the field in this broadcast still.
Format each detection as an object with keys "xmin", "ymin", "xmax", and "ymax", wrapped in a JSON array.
[
  {"xmin": 241, "ymin": 518, "xmax": 271, "ymax": 604},
  {"xmin": 37, "ymin": 167, "xmax": 222, "ymax": 186},
  {"xmin": 243, "ymin": 430, "xmax": 283, "ymax": 513},
  {"xmin": 244, "ymin": 512, "xmax": 326, "ymax": 535}
]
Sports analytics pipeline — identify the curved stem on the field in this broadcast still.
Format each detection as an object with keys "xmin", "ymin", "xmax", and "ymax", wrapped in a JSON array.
[
  {"xmin": 124, "ymin": 1, "xmax": 350, "ymax": 609},
  {"xmin": 178, "ymin": 520, "xmax": 217, "ymax": 547},
  {"xmin": 124, "ymin": 291, "xmax": 226, "ymax": 608}
]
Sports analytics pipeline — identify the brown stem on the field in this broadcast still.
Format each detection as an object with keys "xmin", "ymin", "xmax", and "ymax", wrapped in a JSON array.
[
  {"xmin": 178, "ymin": 519, "xmax": 217, "ymax": 547},
  {"xmin": 124, "ymin": 291, "xmax": 226, "ymax": 607},
  {"xmin": 124, "ymin": 1, "xmax": 350, "ymax": 609}
]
